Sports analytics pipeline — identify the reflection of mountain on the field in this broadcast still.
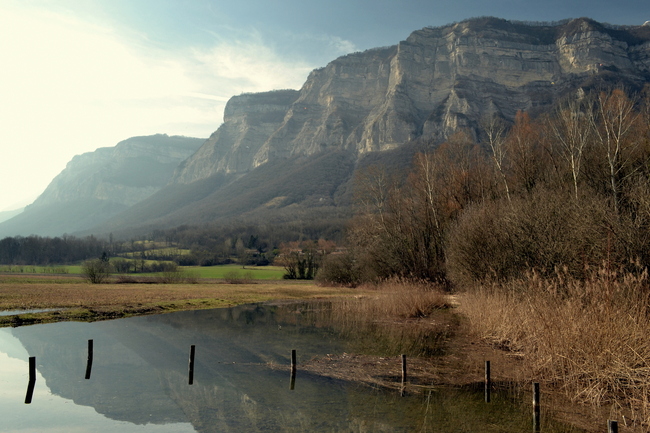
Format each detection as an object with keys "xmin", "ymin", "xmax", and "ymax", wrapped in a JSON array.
[
  {"xmin": 10, "ymin": 305, "xmax": 371, "ymax": 432},
  {"xmin": 9, "ymin": 305, "xmax": 586, "ymax": 432}
]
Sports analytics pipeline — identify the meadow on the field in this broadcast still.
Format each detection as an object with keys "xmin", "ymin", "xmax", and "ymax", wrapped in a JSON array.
[
  {"xmin": 0, "ymin": 263, "xmax": 286, "ymax": 280},
  {"xmin": 0, "ymin": 272, "xmax": 354, "ymax": 327}
]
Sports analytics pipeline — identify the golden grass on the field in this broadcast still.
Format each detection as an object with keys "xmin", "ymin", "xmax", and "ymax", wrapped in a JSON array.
[
  {"xmin": 0, "ymin": 274, "xmax": 364, "ymax": 326},
  {"xmin": 334, "ymin": 278, "xmax": 450, "ymax": 319},
  {"xmin": 310, "ymin": 279, "xmax": 455, "ymax": 358},
  {"xmin": 459, "ymin": 268, "xmax": 650, "ymax": 429}
]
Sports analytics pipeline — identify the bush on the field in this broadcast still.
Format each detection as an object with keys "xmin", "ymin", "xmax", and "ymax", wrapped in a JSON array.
[
  {"xmin": 82, "ymin": 258, "xmax": 112, "ymax": 284},
  {"xmin": 316, "ymin": 253, "xmax": 361, "ymax": 287},
  {"xmin": 223, "ymin": 270, "xmax": 254, "ymax": 284},
  {"xmin": 446, "ymin": 189, "xmax": 609, "ymax": 285}
]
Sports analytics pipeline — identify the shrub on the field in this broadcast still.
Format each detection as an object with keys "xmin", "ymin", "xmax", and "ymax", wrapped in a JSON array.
[
  {"xmin": 316, "ymin": 252, "xmax": 361, "ymax": 287},
  {"xmin": 223, "ymin": 270, "xmax": 254, "ymax": 284},
  {"xmin": 446, "ymin": 189, "xmax": 609, "ymax": 285},
  {"xmin": 82, "ymin": 258, "xmax": 112, "ymax": 284}
]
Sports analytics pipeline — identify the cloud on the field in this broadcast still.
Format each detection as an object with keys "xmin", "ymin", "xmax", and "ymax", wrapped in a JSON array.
[{"xmin": 0, "ymin": 2, "xmax": 316, "ymax": 211}]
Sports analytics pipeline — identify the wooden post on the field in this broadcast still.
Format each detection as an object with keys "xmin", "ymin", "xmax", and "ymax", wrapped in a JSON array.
[
  {"xmin": 25, "ymin": 356, "xmax": 36, "ymax": 404},
  {"xmin": 28, "ymin": 356, "xmax": 36, "ymax": 383},
  {"xmin": 533, "ymin": 382, "xmax": 540, "ymax": 432},
  {"xmin": 484, "ymin": 361, "xmax": 491, "ymax": 403},
  {"xmin": 85, "ymin": 339, "xmax": 93, "ymax": 380},
  {"xmin": 289, "ymin": 349, "xmax": 297, "ymax": 390},
  {"xmin": 608, "ymin": 420, "xmax": 618, "ymax": 433},
  {"xmin": 188, "ymin": 345, "xmax": 195, "ymax": 385}
]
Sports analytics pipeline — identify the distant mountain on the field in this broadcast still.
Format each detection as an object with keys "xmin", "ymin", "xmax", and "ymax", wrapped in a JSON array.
[
  {"xmin": 0, "ymin": 134, "xmax": 204, "ymax": 237},
  {"xmin": 0, "ymin": 208, "xmax": 23, "ymax": 224},
  {"xmin": 5, "ymin": 17, "xmax": 650, "ymax": 239}
]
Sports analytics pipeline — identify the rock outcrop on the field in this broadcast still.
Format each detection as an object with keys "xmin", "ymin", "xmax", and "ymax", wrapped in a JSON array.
[{"xmin": 173, "ymin": 17, "xmax": 650, "ymax": 185}]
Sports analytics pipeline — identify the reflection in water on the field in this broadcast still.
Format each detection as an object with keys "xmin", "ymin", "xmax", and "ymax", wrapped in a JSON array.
[{"xmin": 0, "ymin": 303, "xmax": 587, "ymax": 432}]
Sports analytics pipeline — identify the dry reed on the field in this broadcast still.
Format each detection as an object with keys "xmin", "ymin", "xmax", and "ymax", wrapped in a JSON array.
[
  {"xmin": 314, "ymin": 278, "xmax": 453, "ymax": 357},
  {"xmin": 460, "ymin": 267, "xmax": 650, "ymax": 428}
]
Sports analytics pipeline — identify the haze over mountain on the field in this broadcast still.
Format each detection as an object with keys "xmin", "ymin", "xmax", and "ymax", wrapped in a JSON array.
[
  {"xmin": 2, "ymin": 17, "xmax": 649, "ymax": 239},
  {"xmin": 0, "ymin": 135, "xmax": 203, "ymax": 237}
]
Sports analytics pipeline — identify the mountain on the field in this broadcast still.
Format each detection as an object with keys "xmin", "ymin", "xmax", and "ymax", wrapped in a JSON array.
[
  {"xmin": 5, "ymin": 17, "xmax": 650, "ymax": 239},
  {"xmin": 0, "ymin": 134, "xmax": 204, "ymax": 237},
  {"xmin": 171, "ymin": 17, "xmax": 650, "ymax": 184},
  {"xmin": 0, "ymin": 208, "xmax": 24, "ymax": 225},
  {"xmin": 94, "ymin": 17, "xmax": 650, "ymax": 238}
]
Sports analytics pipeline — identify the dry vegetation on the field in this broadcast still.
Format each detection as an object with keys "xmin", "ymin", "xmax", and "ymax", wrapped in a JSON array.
[
  {"xmin": 0, "ymin": 274, "xmax": 361, "ymax": 326},
  {"xmin": 460, "ymin": 267, "xmax": 650, "ymax": 430}
]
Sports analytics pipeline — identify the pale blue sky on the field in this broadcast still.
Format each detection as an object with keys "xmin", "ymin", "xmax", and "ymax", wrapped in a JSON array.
[{"xmin": 1, "ymin": 0, "xmax": 648, "ymax": 211}]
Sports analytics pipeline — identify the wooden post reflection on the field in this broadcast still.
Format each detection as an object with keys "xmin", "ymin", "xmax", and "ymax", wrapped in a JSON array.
[
  {"xmin": 85, "ymin": 339, "xmax": 93, "ymax": 380},
  {"xmin": 484, "ymin": 361, "xmax": 491, "ymax": 403},
  {"xmin": 25, "ymin": 356, "xmax": 36, "ymax": 404},
  {"xmin": 533, "ymin": 382, "xmax": 540, "ymax": 432},
  {"xmin": 290, "ymin": 369, "xmax": 296, "ymax": 390}
]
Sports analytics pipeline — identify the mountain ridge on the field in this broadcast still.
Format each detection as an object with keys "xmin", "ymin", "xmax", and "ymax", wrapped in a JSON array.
[
  {"xmin": 3, "ymin": 17, "xmax": 650, "ymax": 239},
  {"xmin": 0, "ymin": 134, "xmax": 204, "ymax": 237}
]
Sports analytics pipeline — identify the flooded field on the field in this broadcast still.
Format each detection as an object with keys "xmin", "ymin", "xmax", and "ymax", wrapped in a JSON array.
[{"xmin": 0, "ymin": 303, "xmax": 587, "ymax": 432}]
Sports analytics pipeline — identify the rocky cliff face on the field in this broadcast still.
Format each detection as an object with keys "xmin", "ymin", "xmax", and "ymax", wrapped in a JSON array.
[
  {"xmin": 173, "ymin": 17, "xmax": 650, "ymax": 185},
  {"xmin": 34, "ymin": 134, "xmax": 204, "ymax": 208}
]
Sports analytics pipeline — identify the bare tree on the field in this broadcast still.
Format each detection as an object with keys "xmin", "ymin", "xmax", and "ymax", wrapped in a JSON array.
[
  {"xmin": 590, "ymin": 88, "xmax": 640, "ymax": 214},
  {"xmin": 506, "ymin": 111, "xmax": 543, "ymax": 194},
  {"xmin": 547, "ymin": 95, "xmax": 593, "ymax": 201},
  {"xmin": 82, "ymin": 258, "xmax": 112, "ymax": 284},
  {"xmin": 482, "ymin": 114, "xmax": 511, "ymax": 202}
]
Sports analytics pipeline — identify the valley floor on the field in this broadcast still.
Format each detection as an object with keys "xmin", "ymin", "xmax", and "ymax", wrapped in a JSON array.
[{"xmin": 0, "ymin": 274, "xmax": 623, "ymax": 432}]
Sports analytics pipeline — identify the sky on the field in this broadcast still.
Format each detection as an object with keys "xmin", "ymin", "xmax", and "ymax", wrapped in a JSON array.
[{"xmin": 1, "ymin": 0, "xmax": 648, "ymax": 212}]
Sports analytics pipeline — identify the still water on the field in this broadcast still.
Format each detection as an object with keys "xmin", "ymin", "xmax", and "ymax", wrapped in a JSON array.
[{"xmin": 0, "ymin": 303, "xmax": 586, "ymax": 432}]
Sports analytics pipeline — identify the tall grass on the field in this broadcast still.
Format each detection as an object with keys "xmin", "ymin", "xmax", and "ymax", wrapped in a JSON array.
[
  {"xmin": 310, "ymin": 279, "xmax": 453, "ymax": 357},
  {"xmin": 460, "ymin": 267, "xmax": 650, "ymax": 427}
]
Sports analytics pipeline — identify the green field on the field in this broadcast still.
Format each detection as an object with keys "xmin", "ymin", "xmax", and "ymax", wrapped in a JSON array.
[
  {"xmin": 181, "ymin": 264, "xmax": 285, "ymax": 280},
  {"xmin": 0, "ymin": 265, "xmax": 75, "ymax": 274}
]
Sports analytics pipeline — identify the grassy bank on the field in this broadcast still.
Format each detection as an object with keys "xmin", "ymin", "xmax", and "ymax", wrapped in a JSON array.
[
  {"xmin": 459, "ymin": 268, "xmax": 650, "ymax": 430},
  {"xmin": 0, "ymin": 274, "xmax": 358, "ymax": 327}
]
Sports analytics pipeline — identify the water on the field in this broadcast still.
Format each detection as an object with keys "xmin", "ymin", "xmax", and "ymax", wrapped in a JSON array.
[
  {"xmin": 0, "ymin": 303, "xmax": 587, "ymax": 432},
  {"xmin": 0, "ymin": 308, "xmax": 60, "ymax": 316}
]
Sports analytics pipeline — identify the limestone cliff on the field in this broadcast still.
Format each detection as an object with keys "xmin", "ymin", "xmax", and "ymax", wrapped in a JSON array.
[{"xmin": 173, "ymin": 17, "xmax": 650, "ymax": 185}]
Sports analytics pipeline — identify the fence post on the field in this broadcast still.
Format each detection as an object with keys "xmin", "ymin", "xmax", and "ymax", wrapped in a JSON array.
[
  {"xmin": 608, "ymin": 420, "xmax": 618, "ymax": 433},
  {"xmin": 290, "ymin": 349, "xmax": 297, "ymax": 390},
  {"xmin": 188, "ymin": 345, "xmax": 195, "ymax": 385},
  {"xmin": 85, "ymin": 339, "xmax": 94, "ymax": 380}
]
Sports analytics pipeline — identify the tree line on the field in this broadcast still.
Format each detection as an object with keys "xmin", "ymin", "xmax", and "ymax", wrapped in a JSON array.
[
  {"xmin": 0, "ymin": 235, "xmax": 108, "ymax": 265},
  {"xmin": 0, "ymin": 218, "xmax": 346, "ymax": 267},
  {"xmin": 322, "ymin": 86, "xmax": 650, "ymax": 286}
]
